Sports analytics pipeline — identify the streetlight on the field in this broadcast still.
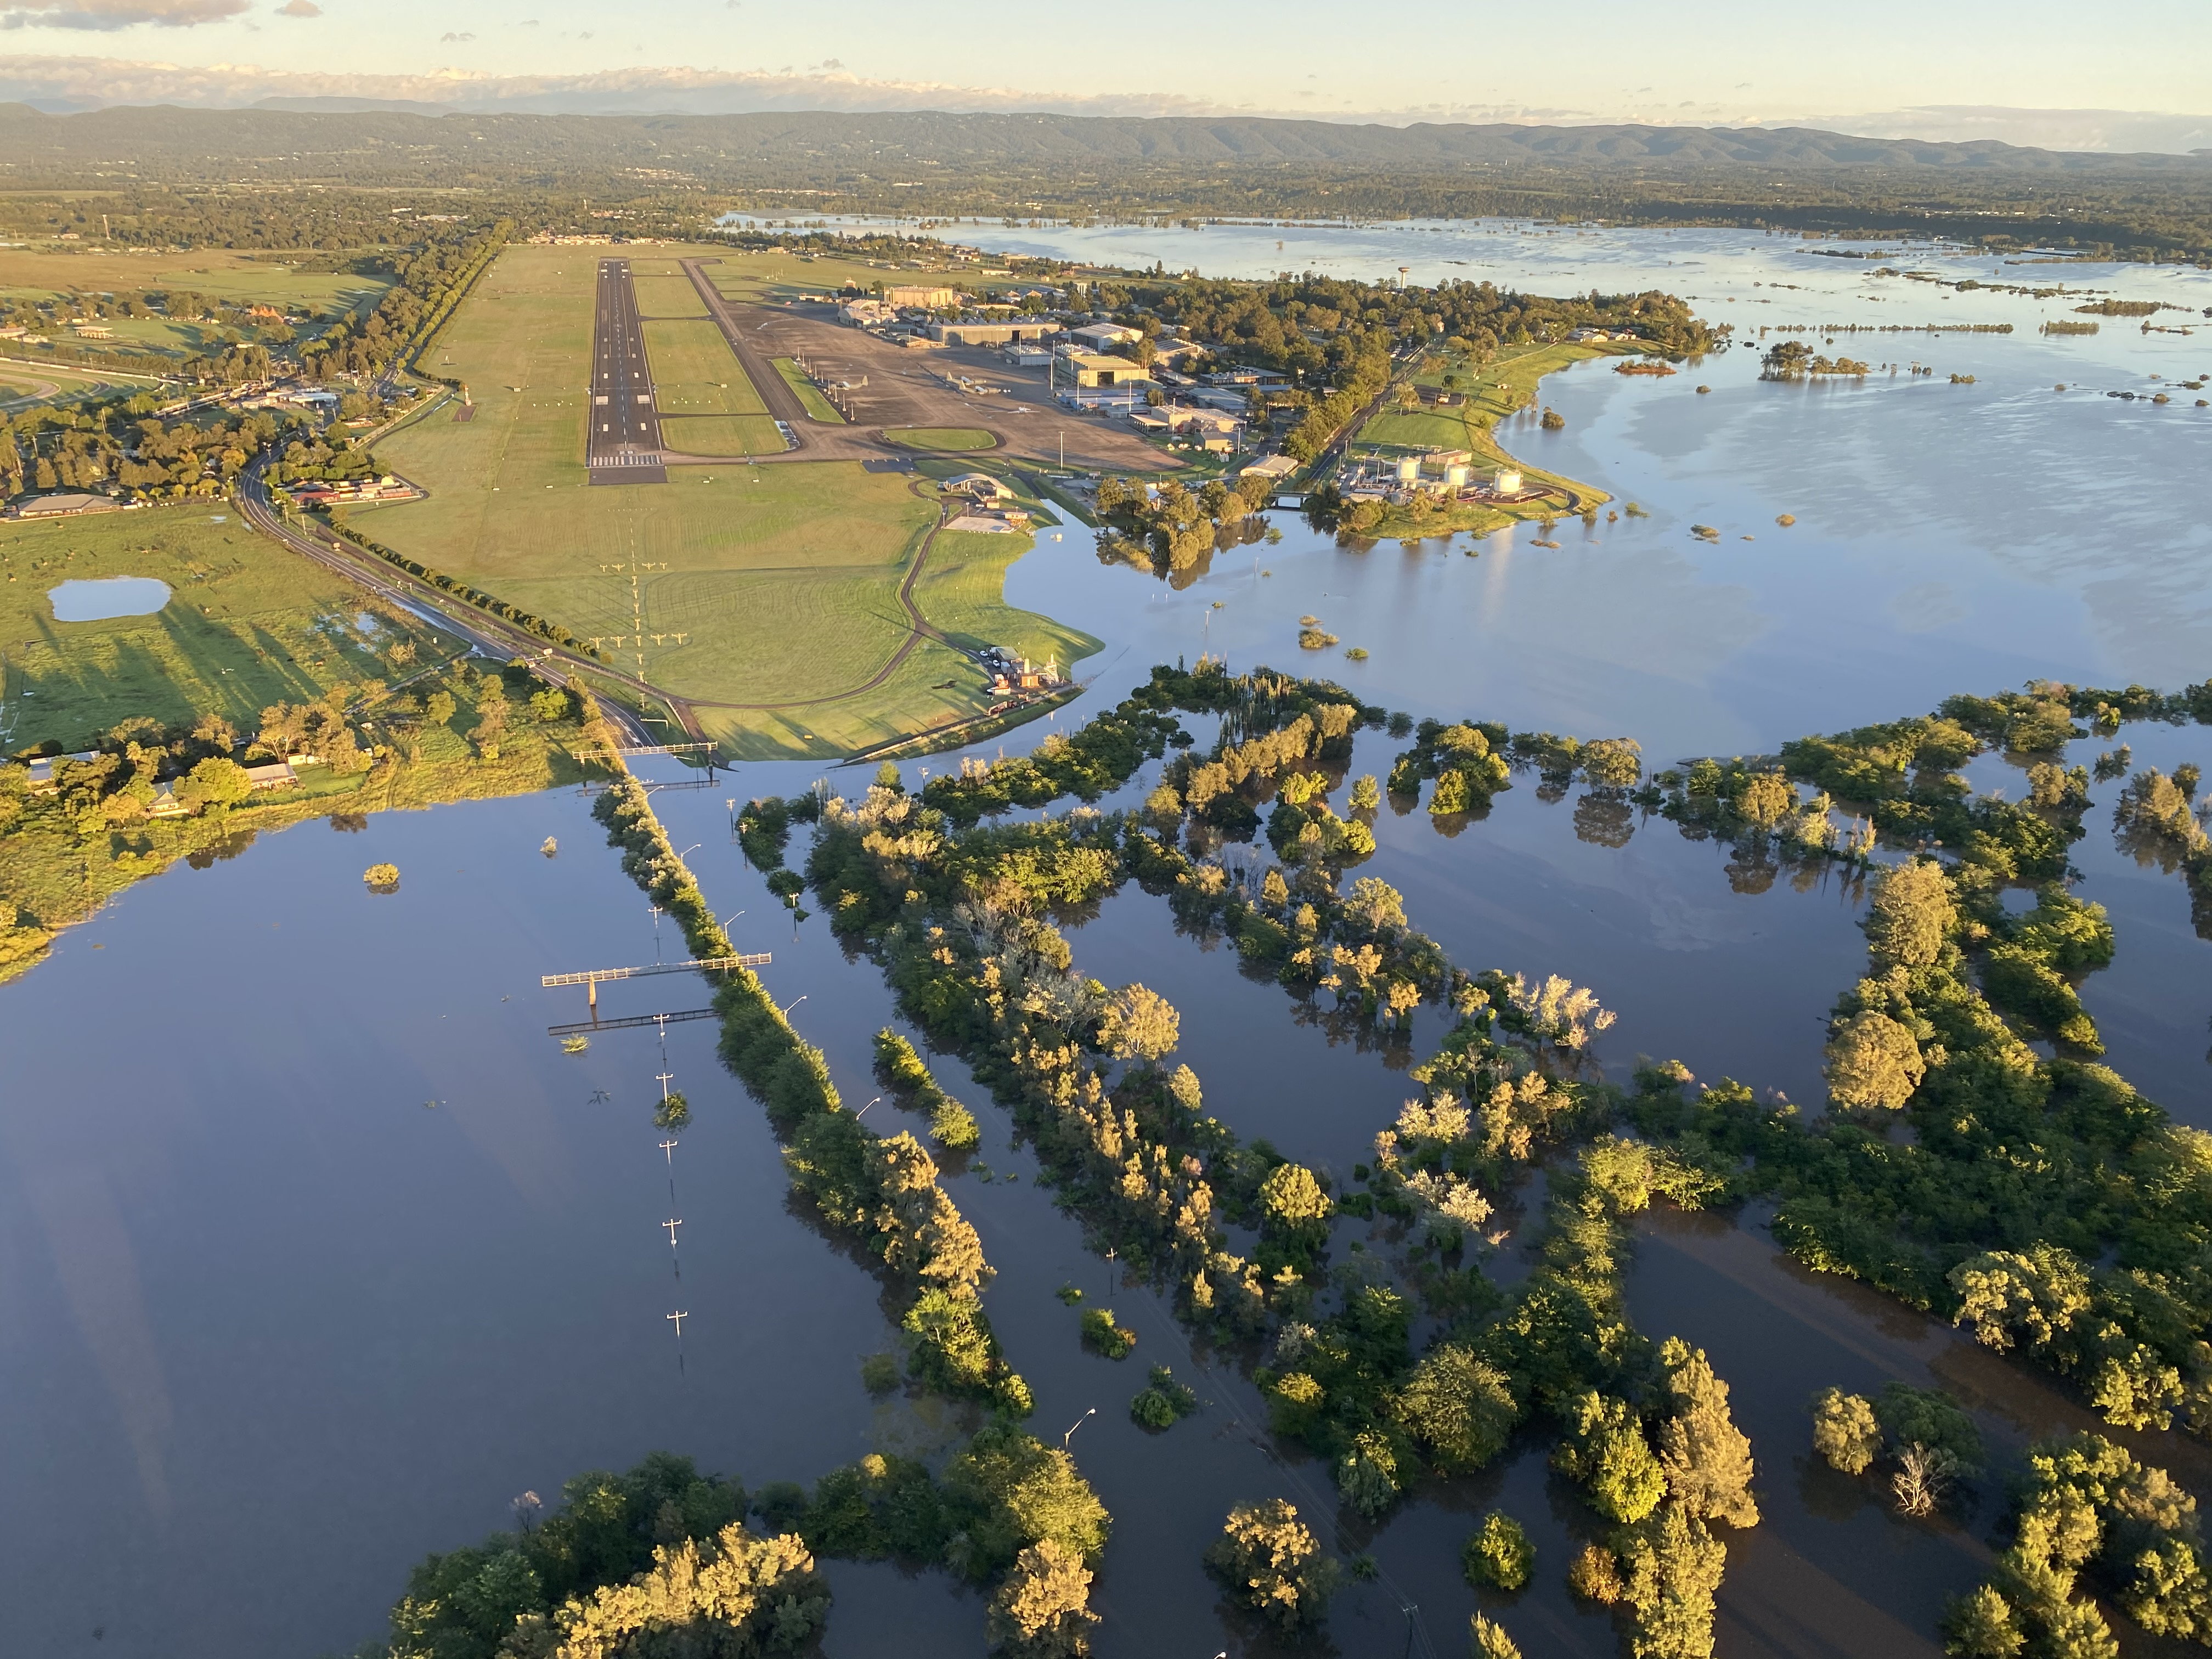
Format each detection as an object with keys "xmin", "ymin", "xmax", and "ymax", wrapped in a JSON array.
[
  {"xmin": 855, "ymin": 1096, "xmax": 882, "ymax": 1119},
  {"xmin": 679, "ymin": 843, "xmax": 701, "ymax": 860},
  {"xmin": 781, "ymin": 995, "xmax": 808, "ymax": 1017},
  {"xmin": 1063, "ymin": 1407, "xmax": 1096, "ymax": 1449}
]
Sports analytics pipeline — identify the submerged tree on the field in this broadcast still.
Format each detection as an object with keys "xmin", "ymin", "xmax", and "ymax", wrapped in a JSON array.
[
  {"xmin": 986, "ymin": 1539, "xmax": 1098, "ymax": 1658},
  {"xmin": 1205, "ymin": 1500, "xmax": 1340, "ymax": 1634},
  {"xmin": 1823, "ymin": 1011, "xmax": 1926, "ymax": 1111}
]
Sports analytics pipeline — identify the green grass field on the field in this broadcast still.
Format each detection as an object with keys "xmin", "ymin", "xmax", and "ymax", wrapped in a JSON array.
[
  {"xmin": 360, "ymin": 244, "xmax": 1098, "ymax": 758},
  {"xmin": 887, "ymin": 427, "xmax": 997, "ymax": 452},
  {"xmin": 659, "ymin": 415, "xmax": 788, "ymax": 455},
  {"xmin": 630, "ymin": 273, "xmax": 708, "ymax": 319},
  {"xmin": 774, "ymin": 358, "xmax": 845, "ymax": 423},
  {"xmin": 1355, "ymin": 341, "xmax": 1627, "ymax": 509},
  {"xmin": 644, "ymin": 318, "xmax": 770, "ymax": 416},
  {"xmin": 0, "ymin": 246, "xmax": 392, "ymax": 315},
  {"xmin": 0, "ymin": 506, "xmax": 451, "ymax": 754}
]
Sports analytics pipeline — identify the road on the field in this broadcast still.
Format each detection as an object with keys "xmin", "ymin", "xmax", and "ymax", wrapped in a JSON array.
[
  {"xmin": 235, "ymin": 460, "xmax": 672, "ymax": 747},
  {"xmin": 589, "ymin": 260, "xmax": 668, "ymax": 484}
]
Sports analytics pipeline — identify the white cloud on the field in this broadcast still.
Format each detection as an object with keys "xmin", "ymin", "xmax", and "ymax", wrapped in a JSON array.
[
  {"xmin": 274, "ymin": 0, "xmax": 318, "ymax": 14},
  {"xmin": 1, "ymin": 0, "xmax": 245, "ymax": 27}
]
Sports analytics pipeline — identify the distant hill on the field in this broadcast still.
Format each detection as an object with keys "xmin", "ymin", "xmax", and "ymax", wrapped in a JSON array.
[
  {"xmin": 1, "ymin": 103, "xmax": 2205, "ymax": 177},
  {"xmin": 0, "ymin": 104, "xmax": 2203, "ymax": 255}
]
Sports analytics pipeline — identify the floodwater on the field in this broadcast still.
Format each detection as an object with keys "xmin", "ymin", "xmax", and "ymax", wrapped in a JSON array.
[
  {"xmin": 47, "ymin": 575, "xmax": 172, "ymax": 621},
  {"xmin": 7, "ymin": 222, "xmax": 2212, "ymax": 1658}
]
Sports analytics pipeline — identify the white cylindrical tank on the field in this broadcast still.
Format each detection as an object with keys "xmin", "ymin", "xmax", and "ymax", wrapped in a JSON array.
[
  {"xmin": 1444, "ymin": 464, "xmax": 1469, "ymax": 489},
  {"xmin": 1494, "ymin": 469, "xmax": 1523, "ymax": 494},
  {"xmin": 1395, "ymin": 455, "xmax": 1421, "ymax": 483}
]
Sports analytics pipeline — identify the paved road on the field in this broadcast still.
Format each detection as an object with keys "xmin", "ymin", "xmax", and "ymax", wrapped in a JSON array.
[
  {"xmin": 235, "ymin": 460, "xmax": 670, "ymax": 746},
  {"xmin": 590, "ymin": 259, "xmax": 667, "ymax": 484}
]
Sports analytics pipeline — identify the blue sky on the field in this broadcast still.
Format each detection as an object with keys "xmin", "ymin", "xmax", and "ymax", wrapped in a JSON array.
[{"xmin": 1, "ymin": 0, "xmax": 2208, "ymax": 148}]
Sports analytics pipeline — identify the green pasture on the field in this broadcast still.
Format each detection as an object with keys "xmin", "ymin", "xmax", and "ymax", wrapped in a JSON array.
[
  {"xmin": 0, "ymin": 246, "xmax": 392, "ymax": 317},
  {"xmin": 0, "ymin": 506, "xmax": 448, "ymax": 754}
]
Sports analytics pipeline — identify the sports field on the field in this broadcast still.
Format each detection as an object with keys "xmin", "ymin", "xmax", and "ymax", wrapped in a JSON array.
[
  {"xmin": 0, "ymin": 357, "xmax": 152, "ymax": 411},
  {"xmin": 0, "ymin": 505, "xmax": 448, "ymax": 753},
  {"xmin": 360, "ymin": 242, "xmax": 1099, "ymax": 758}
]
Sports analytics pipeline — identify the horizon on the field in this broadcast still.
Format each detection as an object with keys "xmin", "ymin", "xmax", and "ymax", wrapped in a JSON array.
[{"xmin": 0, "ymin": 0, "xmax": 2208, "ymax": 153}]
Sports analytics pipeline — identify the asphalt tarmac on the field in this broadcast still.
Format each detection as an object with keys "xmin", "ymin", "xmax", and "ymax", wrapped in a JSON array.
[{"xmin": 588, "ymin": 259, "xmax": 666, "ymax": 485}]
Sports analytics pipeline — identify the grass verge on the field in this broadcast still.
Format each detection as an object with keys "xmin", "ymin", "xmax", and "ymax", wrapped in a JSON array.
[{"xmin": 887, "ymin": 427, "xmax": 997, "ymax": 452}]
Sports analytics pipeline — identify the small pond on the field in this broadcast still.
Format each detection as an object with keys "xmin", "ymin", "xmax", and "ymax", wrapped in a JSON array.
[{"xmin": 47, "ymin": 577, "xmax": 173, "ymax": 622}]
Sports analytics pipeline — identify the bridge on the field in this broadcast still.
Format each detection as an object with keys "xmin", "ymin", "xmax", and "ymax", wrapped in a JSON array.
[{"xmin": 542, "ymin": 952, "xmax": 771, "ymax": 1008}]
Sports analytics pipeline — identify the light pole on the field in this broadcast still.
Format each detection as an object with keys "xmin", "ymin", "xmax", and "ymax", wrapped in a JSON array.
[
  {"xmin": 679, "ymin": 843, "xmax": 701, "ymax": 861},
  {"xmin": 1063, "ymin": 1408, "xmax": 1096, "ymax": 1449},
  {"xmin": 781, "ymin": 994, "xmax": 808, "ymax": 1018},
  {"xmin": 856, "ymin": 1096, "xmax": 882, "ymax": 1119}
]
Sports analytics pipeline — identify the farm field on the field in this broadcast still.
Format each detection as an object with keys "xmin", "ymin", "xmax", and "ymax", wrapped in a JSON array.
[
  {"xmin": 360, "ymin": 242, "xmax": 1096, "ymax": 758},
  {"xmin": 0, "ymin": 505, "xmax": 448, "ymax": 754}
]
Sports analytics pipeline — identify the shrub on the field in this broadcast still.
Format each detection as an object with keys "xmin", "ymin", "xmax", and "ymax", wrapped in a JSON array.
[
  {"xmin": 1129, "ymin": 1366, "xmax": 1199, "ymax": 1430},
  {"xmin": 1463, "ymin": 1511, "xmax": 1534, "ymax": 1591},
  {"xmin": 1079, "ymin": 1308, "xmax": 1136, "ymax": 1359}
]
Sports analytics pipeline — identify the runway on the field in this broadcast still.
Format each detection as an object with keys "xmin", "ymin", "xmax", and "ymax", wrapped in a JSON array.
[{"xmin": 588, "ymin": 259, "xmax": 666, "ymax": 486}]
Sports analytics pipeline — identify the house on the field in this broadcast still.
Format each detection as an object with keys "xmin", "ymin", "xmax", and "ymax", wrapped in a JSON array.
[
  {"xmin": 23, "ymin": 751, "xmax": 100, "ymax": 792},
  {"xmin": 840, "ymin": 300, "xmax": 894, "ymax": 326},
  {"xmin": 5, "ymin": 492, "xmax": 121, "ymax": 520},
  {"xmin": 146, "ymin": 780, "xmax": 188, "ymax": 818},
  {"xmin": 945, "ymin": 473, "xmax": 1014, "ymax": 502},
  {"xmin": 242, "ymin": 760, "xmax": 299, "ymax": 791}
]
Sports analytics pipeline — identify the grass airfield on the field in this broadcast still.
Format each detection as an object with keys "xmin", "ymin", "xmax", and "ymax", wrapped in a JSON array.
[{"xmin": 365, "ymin": 243, "xmax": 1094, "ymax": 758}]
